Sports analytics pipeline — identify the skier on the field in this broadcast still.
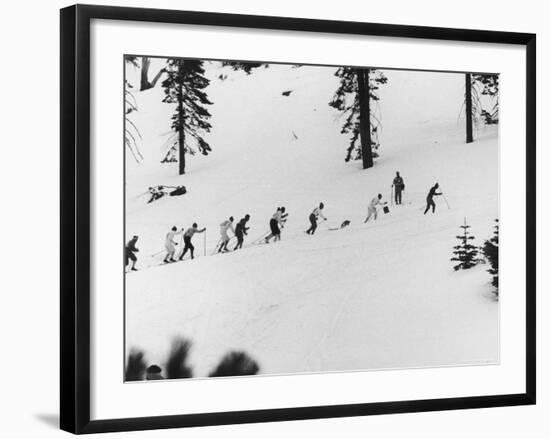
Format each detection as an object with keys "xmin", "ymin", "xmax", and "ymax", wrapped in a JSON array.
[
  {"xmin": 265, "ymin": 207, "xmax": 287, "ymax": 243},
  {"xmin": 234, "ymin": 214, "xmax": 251, "ymax": 250},
  {"xmin": 146, "ymin": 365, "xmax": 164, "ymax": 380},
  {"xmin": 179, "ymin": 223, "xmax": 206, "ymax": 260},
  {"xmin": 279, "ymin": 206, "xmax": 289, "ymax": 231},
  {"xmin": 125, "ymin": 235, "xmax": 139, "ymax": 271},
  {"xmin": 218, "ymin": 217, "xmax": 235, "ymax": 253},
  {"xmin": 305, "ymin": 202, "xmax": 327, "ymax": 235},
  {"xmin": 424, "ymin": 182, "xmax": 442, "ymax": 214},
  {"xmin": 328, "ymin": 219, "xmax": 351, "ymax": 231},
  {"xmin": 147, "ymin": 185, "xmax": 166, "ymax": 203},
  {"xmin": 163, "ymin": 226, "xmax": 182, "ymax": 263},
  {"xmin": 364, "ymin": 194, "xmax": 387, "ymax": 223},
  {"xmin": 392, "ymin": 171, "xmax": 405, "ymax": 205},
  {"xmin": 169, "ymin": 185, "xmax": 187, "ymax": 197}
]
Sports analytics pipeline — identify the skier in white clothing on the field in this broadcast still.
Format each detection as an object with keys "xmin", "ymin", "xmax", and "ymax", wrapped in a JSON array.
[
  {"xmin": 217, "ymin": 216, "xmax": 235, "ymax": 253},
  {"xmin": 164, "ymin": 226, "xmax": 183, "ymax": 263},
  {"xmin": 364, "ymin": 194, "xmax": 387, "ymax": 223}
]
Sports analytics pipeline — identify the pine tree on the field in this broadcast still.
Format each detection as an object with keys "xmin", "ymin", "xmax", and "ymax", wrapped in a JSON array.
[
  {"xmin": 451, "ymin": 218, "xmax": 482, "ymax": 271},
  {"xmin": 329, "ymin": 67, "xmax": 387, "ymax": 168},
  {"xmin": 162, "ymin": 59, "xmax": 212, "ymax": 175},
  {"xmin": 473, "ymin": 74, "xmax": 499, "ymax": 125},
  {"xmin": 482, "ymin": 219, "xmax": 499, "ymax": 297}
]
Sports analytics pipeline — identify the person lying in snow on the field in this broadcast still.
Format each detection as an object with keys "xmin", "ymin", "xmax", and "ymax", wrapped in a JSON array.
[
  {"xmin": 147, "ymin": 185, "xmax": 167, "ymax": 203},
  {"xmin": 340, "ymin": 219, "xmax": 351, "ymax": 229},
  {"xmin": 329, "ymin": 220, "xmax": 351, "ymax": 231},
  {"xmin": 169, "ymin": 185, "xmax": 187, "ymax": 196}
]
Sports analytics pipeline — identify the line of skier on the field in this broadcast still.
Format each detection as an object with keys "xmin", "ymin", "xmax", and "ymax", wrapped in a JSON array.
[
  {"xmin": 125, "ymin": 173, "xmax": 446, "ymax": 271},
  {"xmin": 162, "ymin": 223, "xmax": 207, "ymax": 263}
]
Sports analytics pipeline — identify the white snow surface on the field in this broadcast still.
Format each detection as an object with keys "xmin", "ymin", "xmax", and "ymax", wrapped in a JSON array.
[{"xmin": 125, "ymin": 61, "xmax": 499, "ymax": 378}]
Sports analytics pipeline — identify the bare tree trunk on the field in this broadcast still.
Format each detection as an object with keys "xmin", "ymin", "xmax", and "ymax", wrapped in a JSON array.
[
  {"xmin": 357, "ymin": 68, "xmax": 374, "ymax": 169},
  {"xmin": 465, "ymin": 73, "xmax": 474, "ymax": 144},
  {"xmin": 140, "ymin": 57, "xmax": 151, "ymax": 91},
  {"xmin": 177, "ymin": 82, "xmax": 186, "ymax": 175},
  {"xmin": 140, "ymin": 57, "xmax": 165, "ymax": 91}
]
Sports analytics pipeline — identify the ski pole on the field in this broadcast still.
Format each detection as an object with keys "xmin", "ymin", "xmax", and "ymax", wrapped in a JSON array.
[
  {"xmin": 150, "ymin": 249, "xmax": 165, "ymax": 258},
  {"xmin": 211, "ymin": 237, "xmax": 223, "ymax": 255},
  {"xmin": 251, "ymin": 231, "xmax": 270, "ymax": 245},
  {"xmin": 390, "ymin": 186, "xmax": 394, "ymax": 206},
  {"xmin": 442, "ymin": 193, "xmax": 451, "ymax": 209},
  {"xmin": 204, "ymin": 230, "xmax": 207, "ymax": 256}
]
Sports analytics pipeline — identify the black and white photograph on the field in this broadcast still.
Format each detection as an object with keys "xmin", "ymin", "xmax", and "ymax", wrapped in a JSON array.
[{"xmin": 124, "ymin": 56, "xmax": 500, "ymax": 381}]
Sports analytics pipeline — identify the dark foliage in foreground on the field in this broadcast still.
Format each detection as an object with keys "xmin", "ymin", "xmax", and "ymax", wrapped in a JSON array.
[
  {"xmin": 482, "ymin": 219, "xmax": 499, "ymax": 298},
  {"xmin": 165, "ymin": 337, "xmax": 193, "ymax": 379},
  {"xmin": 209, "ymin": 351, "xmax": 260, "ymax": 377},
  {"xmin": 126, "ymin": 337, "xmax": 261, "ymax": 381},
  {"xmin": 125, "ymin": 350, "xmax": 146, "ymax": 381}
]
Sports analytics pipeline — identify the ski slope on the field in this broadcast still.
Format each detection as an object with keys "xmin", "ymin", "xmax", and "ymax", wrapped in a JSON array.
[{"xmin": 125, "ymin": 61, "xmax": 499, "ymax": 377}]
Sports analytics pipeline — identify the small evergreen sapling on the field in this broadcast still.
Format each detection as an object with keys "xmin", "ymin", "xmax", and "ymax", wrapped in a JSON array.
[
  {"xmin": 451, "ymin": 218, "xmax": 482, "ymax": 271},
  {"xmin": 482, "ymin": 219, "xmax": 499, "ymax": 297}
]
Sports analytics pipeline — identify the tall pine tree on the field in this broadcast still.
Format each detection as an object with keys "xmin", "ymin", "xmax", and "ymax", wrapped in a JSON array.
[
  {"xmin": 329, "ymin": 67, "xmax": 387, "ymax": 168},
  {"xmin": 162, "ymin": 59, "xmax": 212, "ymax": 175}
]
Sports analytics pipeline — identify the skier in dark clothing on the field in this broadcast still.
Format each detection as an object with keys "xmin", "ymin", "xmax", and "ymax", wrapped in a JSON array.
[
  {"xmin": 125, "ymin": 235, "xmax": 139, "ymax": 271},
  {"xmin": 424, "ymin": 183, "xmax": 442, "ymax": 214},
  {"xmin": 265, "ymin": 207, "xmax": 288, "ymax": 243},
  {"xmin": 234, "ymin": 214, "xmax": 251, "ymax": 250},
  {"xmin": 306, "ymin": 202, "xmax": 327, "ymax": 235},
  {"xmin": 147, "ymin": 185, "xmax": 168, "ymax": 203},
  {"xmin": 169, "ymin": 185, "xmax": 187, "ymax": 196},
  {"xmin": 179, "ymin": 223, "xmax": 206, "ymax": 260},
  {"xmin": 392, "ymin": 172, "xmax": 405, "ymax": 205}
]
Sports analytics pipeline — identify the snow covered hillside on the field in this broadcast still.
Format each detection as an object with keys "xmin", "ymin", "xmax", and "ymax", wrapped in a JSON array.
[{"xmin": 125, "ymin": 60, "xmax": 499, "ymax": 377}]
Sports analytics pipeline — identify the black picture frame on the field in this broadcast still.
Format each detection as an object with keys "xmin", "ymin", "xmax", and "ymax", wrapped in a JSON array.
[{"xmin": 60, "ymin": 4, "xmax": 536, "ymax": 434}]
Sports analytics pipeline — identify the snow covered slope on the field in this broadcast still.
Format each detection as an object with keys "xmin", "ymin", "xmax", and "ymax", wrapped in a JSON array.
[{"xmin": 125, "ymin": 61, "xmax": 499, "ymax": 377}]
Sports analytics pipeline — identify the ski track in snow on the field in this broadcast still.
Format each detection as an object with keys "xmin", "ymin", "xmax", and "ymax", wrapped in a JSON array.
[{"xmin": 124, "ymin": 62, "xmax": 499, "ymax": 377}]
